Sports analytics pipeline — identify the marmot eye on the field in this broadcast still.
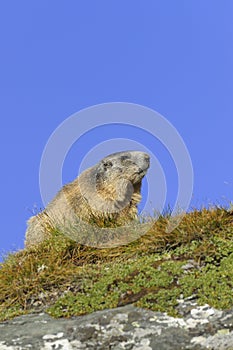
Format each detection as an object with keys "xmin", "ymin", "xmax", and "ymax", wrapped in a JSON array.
[
  {"xmin": 121, "ymin": 156, "xmax": 129, "ymax": 161},
  {"xmin": 103, "ymin": 161, "xmax": 113, "ymax": 168}
]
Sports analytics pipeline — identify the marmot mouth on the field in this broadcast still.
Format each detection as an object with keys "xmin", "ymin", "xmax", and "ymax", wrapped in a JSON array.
[
  {"xmin": 132, "ymin": 169, "xmax": 147, "ymax": 185},
  {"xmin": 138, "ymin": 169, "xmax": 147, "ymax": 176}
]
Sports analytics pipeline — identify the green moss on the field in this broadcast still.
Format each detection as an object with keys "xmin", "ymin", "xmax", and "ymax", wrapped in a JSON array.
[
  {"xmin": 180, "ymin": 253, "xmax": 233, "ymax": 309},
  {"xmin": 136, "ymin": 289, "xmax": 181, "ymax": 317},
  {"xmin": 47, "ymin": 256, "xmax": 186, "ymax": 318},
  {"xmin": 0, "ymin": 304, "xmax": 27, "ymax": 321}
]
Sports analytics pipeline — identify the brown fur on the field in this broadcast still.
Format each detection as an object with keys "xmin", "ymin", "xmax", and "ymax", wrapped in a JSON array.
[{"xmin": 25, "ymin": 151, "xmax": 150, "ymax": 247}]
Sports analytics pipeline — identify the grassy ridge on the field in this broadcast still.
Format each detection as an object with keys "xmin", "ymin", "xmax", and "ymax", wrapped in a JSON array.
[{"xmin": 0, "ymin": 207, "xmax": 233, "ymax": 321}]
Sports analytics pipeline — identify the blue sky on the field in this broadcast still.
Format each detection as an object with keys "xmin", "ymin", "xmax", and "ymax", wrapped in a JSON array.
[{"xmin": 1, "ymin": 1, "xmax": 233, "ymax": 257}]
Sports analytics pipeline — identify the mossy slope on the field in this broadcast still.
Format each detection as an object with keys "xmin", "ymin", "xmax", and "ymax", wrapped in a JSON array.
[{"xmin": 1, "ymin": 207, "xmax": 233, "ymax": 321}]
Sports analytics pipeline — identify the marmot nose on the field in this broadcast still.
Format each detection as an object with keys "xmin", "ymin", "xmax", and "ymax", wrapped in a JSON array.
[{"xmin": 138, "ymin": 156, "xmax": 150, "ymax": 172}]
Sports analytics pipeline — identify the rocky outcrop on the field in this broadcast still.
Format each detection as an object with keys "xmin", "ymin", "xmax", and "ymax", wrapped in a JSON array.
[{"xmin": 1, "ymin": 302, "xmax": 233, "ymax": 349}]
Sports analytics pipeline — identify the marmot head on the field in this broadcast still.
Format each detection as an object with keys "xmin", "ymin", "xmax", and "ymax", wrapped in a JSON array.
[
  {"xmin": 78, "ymin": 151, "xmax": 150, "ymax": 216},
  {"xmin": 96, "ymin": 151, "xmax": 150, "ymax": 187}
]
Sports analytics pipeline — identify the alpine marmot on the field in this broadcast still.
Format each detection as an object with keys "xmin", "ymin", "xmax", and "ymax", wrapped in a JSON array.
[{"xmin": 25, "ymin": 151, "xmax": 150, "ymax": 247}]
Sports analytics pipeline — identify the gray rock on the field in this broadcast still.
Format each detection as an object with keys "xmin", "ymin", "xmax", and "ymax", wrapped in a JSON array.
[{"xmin": 0, "ymin": 304, "xmax": 233, "ymax": 349}]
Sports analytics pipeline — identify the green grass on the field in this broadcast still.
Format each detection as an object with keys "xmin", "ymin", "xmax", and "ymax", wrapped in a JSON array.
[{"xmin": 1, "ymin": 206, "xmax": 233, "ymax": 321}]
